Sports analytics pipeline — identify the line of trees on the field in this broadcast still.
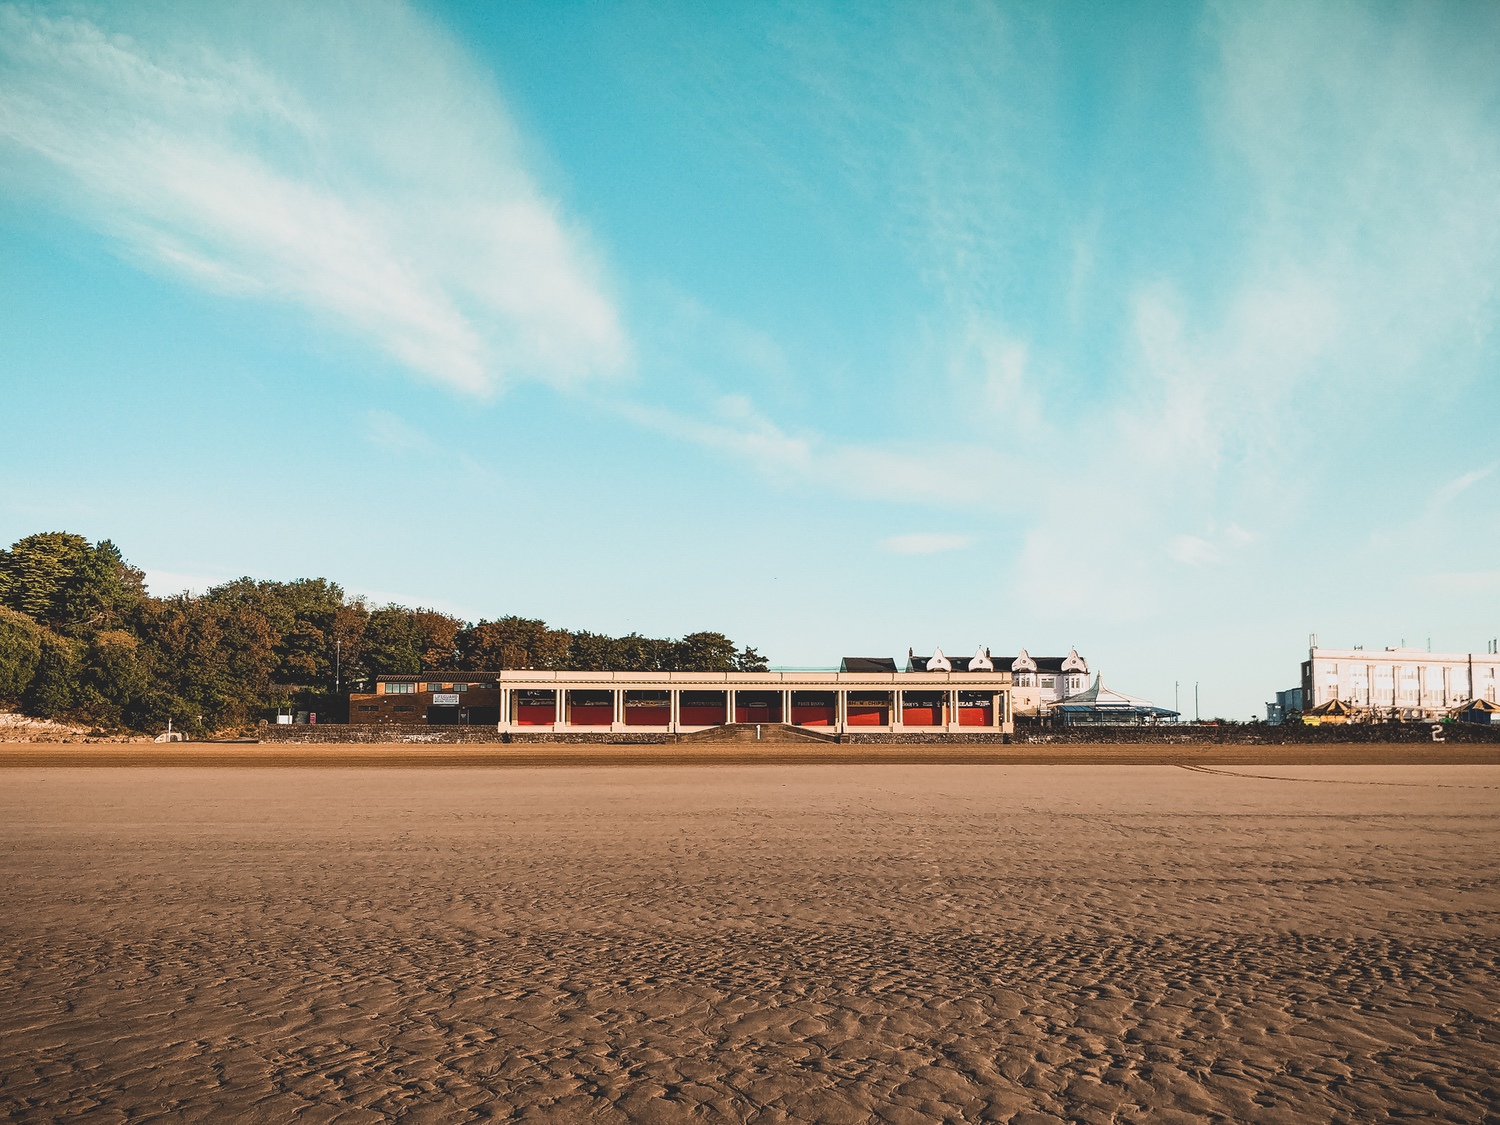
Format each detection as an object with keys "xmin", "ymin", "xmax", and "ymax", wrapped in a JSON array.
[{"xmin": 0, "ymin": 532, "xmax": 767, "ymax": 734}]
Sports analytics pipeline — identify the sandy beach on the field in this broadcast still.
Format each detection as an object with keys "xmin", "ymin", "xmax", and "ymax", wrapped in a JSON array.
[{"xmin": 2, "ymin": 763, "xmax": 1497, "ymax": 1122}]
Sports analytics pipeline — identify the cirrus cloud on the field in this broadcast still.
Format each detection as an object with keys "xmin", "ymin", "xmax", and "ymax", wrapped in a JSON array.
[
  {"xmin": 881, "ymin": 533, "xmax": 973, "ymax": 556},
  {"xmin": 0, "ymin": 1, "xmax": 626, "ymax": 395}
]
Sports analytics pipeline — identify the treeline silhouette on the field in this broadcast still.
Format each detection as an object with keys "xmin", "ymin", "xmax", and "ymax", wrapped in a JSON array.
[{"xmin": 0, "ymin": 532, "xmax": 766, "ymax": 733}]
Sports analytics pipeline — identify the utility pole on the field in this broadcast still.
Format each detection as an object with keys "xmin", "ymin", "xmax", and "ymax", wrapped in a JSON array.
[
  {"xmin": 1175, "ymin": 681, "xmax": 1179, "ymax": 716},
  {"xmin": 335, "ymin": 639, "xmax": 342, "ymax": 693},
  {"xmin": 1195, "ymin": 682, "xmax": 1200, "ymax": 722}
]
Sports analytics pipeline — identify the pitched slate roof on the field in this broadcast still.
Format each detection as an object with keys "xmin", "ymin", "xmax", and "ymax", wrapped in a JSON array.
[
  {"xmin": 840, "ymin": 657, "xmax": 899, "ymax": 673},
  {"xmin": 992, "ymin": 657, "xmax": 1085, "ymax": 674},
  {"xmin": 905, "ymin": 654, "xmax": 1000, "ymax": 673}
]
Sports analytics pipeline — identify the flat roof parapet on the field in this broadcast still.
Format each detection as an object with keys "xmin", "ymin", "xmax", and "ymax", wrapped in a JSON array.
[{"xmin": 369, "ymin": 669, "xmax": 1014, "ymax": 684}]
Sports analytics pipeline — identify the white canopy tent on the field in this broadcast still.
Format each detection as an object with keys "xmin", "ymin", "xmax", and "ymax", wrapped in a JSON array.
[{"xmin": 1051, "ymin": 675, "xmax": 1178, "ymax": 725}]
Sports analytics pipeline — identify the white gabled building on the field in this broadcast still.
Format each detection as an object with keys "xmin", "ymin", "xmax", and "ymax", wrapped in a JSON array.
[
  {"xmin": 906, "ymin": 646, "xmax": 1091, "ymax": 717},
  {"xmin": 1007, "ymin": 648, "xmax": 1090, "ymax": 716}
]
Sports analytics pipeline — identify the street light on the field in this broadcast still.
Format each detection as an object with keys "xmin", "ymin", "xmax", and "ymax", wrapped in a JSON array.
[{"xmin": 335, "ymin": 639, "xmax": 341, "ymax": 693}]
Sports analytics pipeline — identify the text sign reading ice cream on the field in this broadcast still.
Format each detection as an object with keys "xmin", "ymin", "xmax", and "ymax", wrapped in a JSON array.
[{"xmin": 432, "ymin": 693, "xmax": 460, "ymax": 705}]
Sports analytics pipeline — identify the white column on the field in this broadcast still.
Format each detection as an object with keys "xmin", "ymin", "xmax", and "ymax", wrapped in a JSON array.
[
  {"xmin": 893, "ymin": 689, "xmax": 903, "ymax": 730},
  {"xmin": 948, "ymin": 689, "xmax": 960, "ymax": 733},
  {"xmin": 837, "ymin": 689, "xmax": 847, "ymax": 735},
  {"xmin": 726, "ymin": 689, "xmax": 734, "ymax": 726},
  {"xmin": 670, "ymin": 689, "xmax": 679, "ymax": 733},
  {"xmin": 783, "ymin": 689, "xmax": 792, "ymax": 726},
  {"xmin": 612, "ymin": 688, "xmax": 624, "ymax": 732},
  {"xmin": 555, "ymin": 689, "xmax": 566, "ymax": 728}
]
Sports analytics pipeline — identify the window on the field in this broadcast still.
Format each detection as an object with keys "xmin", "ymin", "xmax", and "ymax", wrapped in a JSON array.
[
  {"xmin": 385, "ymin": 682, "xmax": 415, "ymax": 694},
  {"xmin": 452, "ymin": 683, "xmax": 468, "ymax": 693},
  {"xmin": 1041, "ymin": 676, "xmax": 1055, "ymax": 688},
  {"xmin": 394, "ymin": 705, "xmax": 414, "ymax": 712},
  {"xmin": 426, "ymin": 683, "xmax": 443, "ymax": 692},
  {"xmin": 357, "ymin": 705, "xmax": 377, "ymax": 712}
]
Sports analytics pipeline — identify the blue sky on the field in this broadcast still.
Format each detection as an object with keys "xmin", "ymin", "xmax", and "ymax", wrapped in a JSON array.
[{"xmin": 1, "ymin": 0, "xmax": 1497, "ymax": 717}]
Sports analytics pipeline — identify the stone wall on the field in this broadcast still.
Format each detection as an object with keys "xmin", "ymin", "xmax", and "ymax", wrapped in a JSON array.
[
  {"xmin": 1007, "ymin": 721, "xmax": 1500, "ymax": 745},
  {"xmin": 252, "ymin": 725, "xmax": 669, "ymax": 745},
  {"xmin": 251, "ymin": 721, "xmax": 1500, "ymax": 745}
]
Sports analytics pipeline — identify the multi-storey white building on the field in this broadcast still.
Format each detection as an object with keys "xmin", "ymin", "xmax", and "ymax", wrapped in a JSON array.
[
  {"xmin": 1301, "ymin": 645, "xmax": 1500, "ymax": 718},
  {"xmin": 904, "ymin": 646, "xmax": 1090, "ymax": 716}
]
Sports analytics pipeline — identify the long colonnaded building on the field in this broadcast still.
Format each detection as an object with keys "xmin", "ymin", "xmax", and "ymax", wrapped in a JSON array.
[{"xmin": 348, "ymin": 646, "xmax": 1023, "ymax": 735}]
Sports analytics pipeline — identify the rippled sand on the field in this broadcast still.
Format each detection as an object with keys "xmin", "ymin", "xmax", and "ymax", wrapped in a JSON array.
[{"xmin": 1, "ymin": 765, "xmax": 1497, "ymax": 1122}]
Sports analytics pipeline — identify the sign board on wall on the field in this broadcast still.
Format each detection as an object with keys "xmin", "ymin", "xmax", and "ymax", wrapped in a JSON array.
[{"xmin": 432, "ymin": 693, "xmax": 460, "ymax": 705}]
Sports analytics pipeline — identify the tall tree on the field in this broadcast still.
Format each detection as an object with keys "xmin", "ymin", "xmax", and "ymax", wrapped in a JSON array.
[
  {"xmin": 414, "ymin": 609, "xmax": 463, "ymax": 669},
  {"xmin": 459, "ymin": 617, "xmax": 570, "ymax": 670},
  {"xmin": 672, "ymin": 632, "xmax": 740, "ymax": 671},
  {"xmin": 0, "ymin": 607, "xmax": 45, "ymax": 702},
  {"xmin": 0, "ymin": 533, "xmax": 143, "ymax": 636},
  {"xmin": 361, "ymin": 607, "xmax": 422, "ymax": 677}
]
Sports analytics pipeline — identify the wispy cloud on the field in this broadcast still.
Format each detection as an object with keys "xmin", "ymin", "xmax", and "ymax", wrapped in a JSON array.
[
  {"xmin": 617, "ymin": 396, "xmax": 1008, "ymax": 507},
  {"xmin": 1167, "ymin": 536, "xmax": 1220, "ymax": 567},
  {"xmin": 1011, "ymin": 3, "xmax": 1500, "ymax": 621},
  {"xmin": 882, "ymin": 533, "xmax": 972, "ymax": 556},
  {"xmin": 0, "ymin": 2, "xmax": 625, "ymax": 395},
  {"xmin": 364, "ymin": 409, "xmax": 437, "ymax": 454},
  {"xmin": 1428, "ymin": 465, "xmax": 1496, "ymax": 513}
]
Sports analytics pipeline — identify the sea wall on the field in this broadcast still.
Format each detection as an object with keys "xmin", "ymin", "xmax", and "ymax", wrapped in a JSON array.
[
  {"xmin": 250, "ymin": 721, "xmax": 1500, "ymax": 745},
  {"xmin": 1005, "ymin": 722, "xmax": 1500, "ymax": 745}
]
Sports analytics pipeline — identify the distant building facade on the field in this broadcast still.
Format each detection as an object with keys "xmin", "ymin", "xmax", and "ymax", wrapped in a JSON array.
[
  {"xmin": 349, "ymin": 676, "xmax": 502, "ymax": 725},
  {"xmin": 1300, "ymin": 645, "xmax": 1500, "ymax": 720},
  {"xmin": 905, "ymin": 646, "xmax": 1091, "ymax": 716},
  {"xmin": 1265, "ymin": 688, "xmax": 1304, "ymax": 725}
]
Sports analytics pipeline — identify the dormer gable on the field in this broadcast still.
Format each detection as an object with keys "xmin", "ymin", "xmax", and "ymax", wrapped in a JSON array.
[
  {"xmin": 968, "ymin": 646, "xmax": 994, "ymax": 672},
  {"xmin": 1011, "ymin": 649, "xmax": 1037, "ymax": 673},
  {"xmin": 925, "ymin": 646, "xmax": 952, "ymax": 672},
  {"xmin": 1061, "ymin": 647, "xmax": 1088, "ymax": 673}
]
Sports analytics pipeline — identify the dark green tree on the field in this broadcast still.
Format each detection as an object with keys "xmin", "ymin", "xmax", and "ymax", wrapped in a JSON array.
[
  {"xmin": 0, "ymin": 606, "xmax": 46, "ymax": 702},
  {"xmin": 361, "ymin": 607, "xmax": 422, "ymax": 676},
  {"xmin": 23, "ymin": 632, "xmax": 81, "ymax": 718},
  {"xmin": 734, "ymin": 645, "xmax": 769, "ymax": 672},
  {"xmin": 0, "ymin": 533, "xmax": 144, "ymax": 636},
  {"xmin": 672, "ymin": 631, "xmax": 740, "ymax": 671},
  {"xmin": 415, "ymin": 609, "xmax": 463, "ymax": 669},
  {"xmin": 75, "ymin": 630, "xmax": 148, "ymax": 724},
  {"xmin": 459, "ymin": 617, "xmax": 570, "ymax": 670}
]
